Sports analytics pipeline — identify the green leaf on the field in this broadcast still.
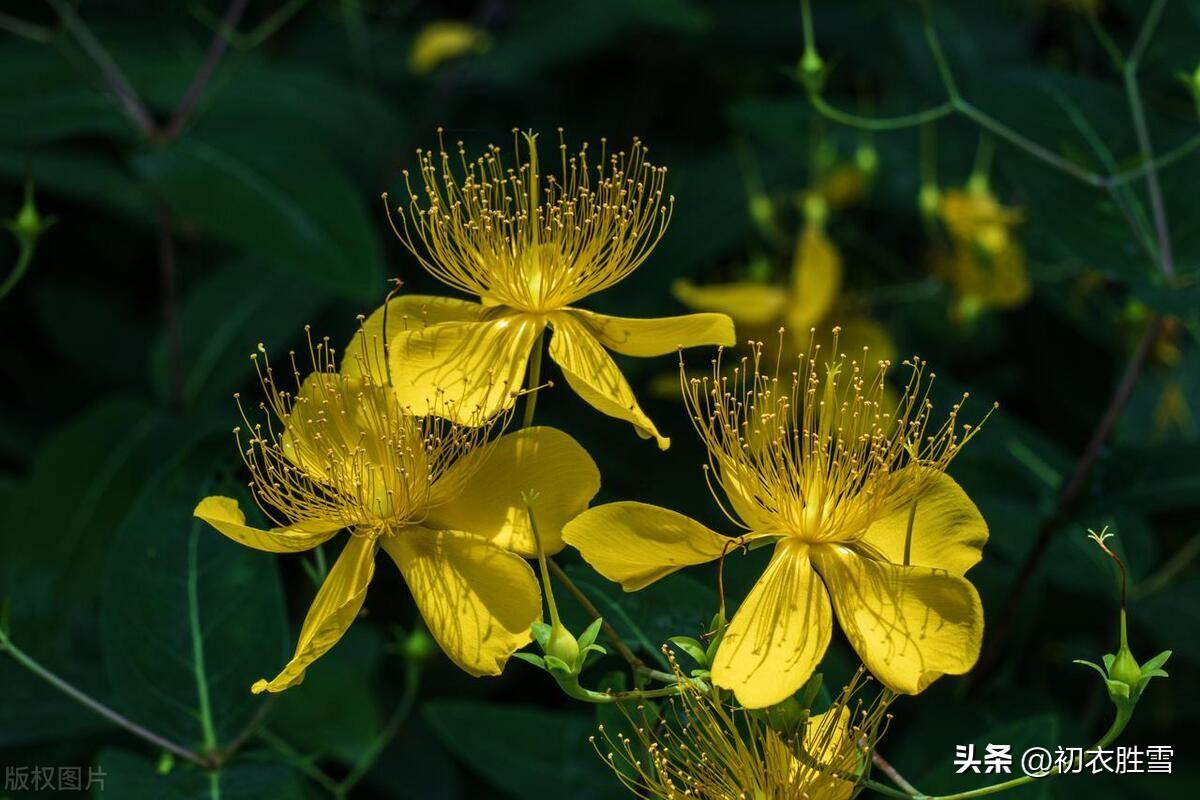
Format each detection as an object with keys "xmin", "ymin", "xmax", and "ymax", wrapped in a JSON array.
[
  {"xmin": 150, "ymin": 256, "xmax": 328, "ymax": 408},
  {"xmin": 667, "ymin": 635, "xmax": 708, "ymax": 667},
  {"xmin": 576, "ymin": 617, "xmax": 605, "ymax": 650},
  {"xmin": 1133, "ymin": 577, "xmax": 1200, "ymax": 663},
  {"xmin": 133, "ymin": 133, "xmax": 383, "ymax": 300},
  {"xmin": 267, "ymin": 626, "xmax": 385, "ymax": 764},
  {"xmin": 94, "ymin": 748, "xmax": 305, "ymax": 800},
  {"xmin": 0, "ymin": 398, "xmax": 181, "ymax": 645},
  {"xmin": 100, "ymin": 440, "xmax": 288, "ymax": 749},
  {"xmin": 425, "ymin": 702, "xmax": 614, "ymax": 800}
]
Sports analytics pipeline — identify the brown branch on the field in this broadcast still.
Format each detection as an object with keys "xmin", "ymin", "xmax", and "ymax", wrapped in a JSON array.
[
  {"xmin": 47, "ymin": 0, "xmax": 157, "ymax": 137},
  {"xmin": 547, "ymin": 558, "xmax": 645, "ymax": 671},
  {"xmin": 872, "ymin": 751, "xmax": 922, "ymax": 796},
  {"xmin": 970, "ymin": 315, "xmax": 1164, "ymax": 693},
  {"xmin": 157, "ymin": 209, "xmax": 184, "ymax": 407},
  {"xmin": 163, "ymin": 0, "xmax": 249, "ymax": 140}
]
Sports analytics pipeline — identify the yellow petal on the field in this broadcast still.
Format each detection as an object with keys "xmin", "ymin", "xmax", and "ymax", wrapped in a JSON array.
[
  {"xmin": 408, "ymin": 20, "xmax": 488, "ymax": 74},
  {"xmin": 858, "ymin": 469, "xmax": 988, "ymax": 575},
  {"xmin": 711, "ymin": 540, "xmax": 832, "ymax": 708},
  {"xmin": 253, "ymin": 533, "xmax": 377, "ymax": 692},
  {"xmin": 387, "ymin": 312, "xmax": 542, "ymax": 422},
  {"xmin": 786, "ymin": 225, "xmax": 842, "ymax": 331},
  {"xmin": 381, "ymin": 527, "xmax": 541, "ymax": 676},
  {"xmin": 425, "ymin": 426, "xmax": 600, "ymax": 557},
  {"xmin": 672, "ymin": 280, "xmax": 789, "ymax": 327},
  {"xmin": 561, "ymin": 501, "xmax": 730, "ymax": 591},
  {"xmin": 812, "ymin": 544, "xmax": 983, "ymax": 695},
  {"xmin": 568, "ymin": 308, "xmax": 735, "ymax": 357},
  {"xmin": 193, "ymin": 496, "xmax": 341, "ymax": 553},
  {"xmin": 343, "ymin": 294, "xmax": 485, "ymax": 382},
  {"xmin": 547, "ymin": 312, "xmax": 669, "ymax": 448}
]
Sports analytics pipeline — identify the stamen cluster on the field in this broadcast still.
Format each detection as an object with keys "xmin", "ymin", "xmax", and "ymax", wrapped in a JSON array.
[
  {"xmin": 389, "ymin": 128, "xmax": 673, "ymax": 312},
  {"xmin": 682, "ymin": 332, "xmax": 993, "ymax": 542},
  {"xmin": 235, "ymin": 329, "xmax": 500, "ymax": 531}
]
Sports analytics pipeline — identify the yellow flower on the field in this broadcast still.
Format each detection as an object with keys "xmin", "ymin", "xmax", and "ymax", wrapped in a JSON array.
[
  {"xmin": 381, "ymin": 131, "xmax": 736, "ymax": 448},
  {"xmin": 934, "ymin": 187, "xmax": 1030, "ymax": 314},
  {"xmin": 564, "ymin": 341, "xmax": 991, "ymax": 707},
  {"xmin": 594, "ymin": 653, "xmax": 890, "ymax": 800},
  {"xmin": 194, "ymin": 332, "xmax": 600, "ymax": 692},
  {"xmin": 673, "ymin": 220, "xmax": 896, "ymax": 365},
  {"xmin": 408, "ymin": 21, "xmax": 490, "ymax": 74}
]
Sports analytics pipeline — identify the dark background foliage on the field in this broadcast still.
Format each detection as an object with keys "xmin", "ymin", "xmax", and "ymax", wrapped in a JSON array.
[{"xmin": 1, "ymin": 1, "xmax": 1198, "ymax": 798}]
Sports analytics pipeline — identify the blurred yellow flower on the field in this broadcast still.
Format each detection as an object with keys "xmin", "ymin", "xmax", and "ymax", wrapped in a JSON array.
[
  {"xmin": 673, "ymin": 218, "xmax": 895, "ymax": 366},
  {"xmin": 408, "ymin": 20, "xmax": 490, "ymax": 74},
  {"xmin": 194, "ymin": 332, "xmax": 599, "ymax": 692},
  {"xmin": 934, "ymin": 186, "xmax": 1030, "ymax": 316},
  {"xmin": 380, "ymin": 131, "xmax": 735, "ymax": 448},
  {"xmin": 594, "ymin": 654, "xmax": 889, "ymax": 800},
  {"xmin": 565, "ymin": 342, "xmax": 991, "ymax": 707}
]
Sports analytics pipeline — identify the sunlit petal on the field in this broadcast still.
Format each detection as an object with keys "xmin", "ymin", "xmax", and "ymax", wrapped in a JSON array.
[{"xmin": 381, "ymin": 527, "xmax": 541, "ymax": 676}]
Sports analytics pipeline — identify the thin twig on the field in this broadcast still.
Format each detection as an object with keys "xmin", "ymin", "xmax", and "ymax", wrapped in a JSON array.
[
  {"xmin": 0, "ymin": 628, "xmax": 212, "ymax": 769},
  {"xmin": 215, "ymin": 696, "xmax": 277, "ymax": 766},
  {"xmin": 1131, "ymin": 529, "xmax": 1200, "ymax": 600},
  {"xmin": 1122, "ymin": 0, "xmax": 1174, "ymax": 280},
  {"xmin": 157, "ymin": 209, "xmax": 184, "ymax": 407},
  {"xmin": 971, "ymin": 316, "xmax": 1165, "ymax": 692},
  {"xmin": 0, "ymin": 10, "xmax": 55, "ymax": 42},
  {"xmin": 163, "ymin": 0, "xmax": 249, "ymax": 140},
  {"xmin": 334, "ymin": 664, "xmax": 421, "ymax": 798},
  {"xmin": 258, "ymin": 728, "xmax": 342, "ymax": 794},
  {"xmin": 47, "ymin": 0, "xmax": 157, "ymax": 137},
  {"xmin": 547, "ymin": 558, "xmax": 645, "ymax": 671},
  {"xmin": 873, "ymin": 751, "xmax": 923, "ymax": 796}
]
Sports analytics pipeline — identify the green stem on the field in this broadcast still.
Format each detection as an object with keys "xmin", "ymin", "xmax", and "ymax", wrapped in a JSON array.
[
  {"xmin": 862, "ymin": 705, "xmax": 1132, "ymax": 800},
  {"xmin": 258, "ymin": 728, "xmax": 341, "ymax": 794},
  {"xmin": 187, "ymin": 527, "xmax": 219, "ymax": 757},
  {"xmin": 0, "ymin": 628, "xmax": 211, "ymax": 768},
  {"xmin": 335, "ymin": 663, "xmax": 421, "ymax": 797},
  {"xmin": 522, "ymin": 329, "xmax": 545, "ymax": 429},
  {"xmin": 0, "ymin": 235, "xmax": 34, "ymax": 302},
  {"xmin": 1122, "ymin": 0, "xmax": 1174, "ymax": 280},
  {"xmin": 1131, "ymin": 529, "xmax": 1200, "ymax": 599},
  {"xmin": 808, "ymin": 91, "xmax": 955, "ymax": 131},
  {"xmin": 527, "ymin": 504, "xmax": 563, "ymax": 630}
]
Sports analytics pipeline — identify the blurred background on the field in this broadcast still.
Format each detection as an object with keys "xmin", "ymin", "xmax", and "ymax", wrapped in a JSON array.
[{"xmin": 1, "ymin": 0, "xmax": 1198, "ymax": 797}]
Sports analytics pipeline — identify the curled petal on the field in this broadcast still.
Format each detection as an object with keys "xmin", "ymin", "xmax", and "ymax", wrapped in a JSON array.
[
  {"xmin": 548, "ymin": 312, "xmax": 668, "ymax": 448},
  {"xmin": 193, "ymin": 495, "xmax": 341, "ymax": 553},
  {"xmin": 562, "ymin": 501, "xmax": 729, "ymax": 591},
  {"xmin": 253, "ymin": 533, "xmax": 377, "ymax": 692},
  {"xmin": 570, "ymin": 307, "xmax": 735, "ymax": 357}
]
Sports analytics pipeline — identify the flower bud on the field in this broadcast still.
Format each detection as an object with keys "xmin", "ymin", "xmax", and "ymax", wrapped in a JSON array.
[{"xmin": 546, "ymin": 621, "xmax": 581, "ymax": 670}]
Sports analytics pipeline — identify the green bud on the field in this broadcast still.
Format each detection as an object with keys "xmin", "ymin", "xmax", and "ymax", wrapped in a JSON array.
[
  {"xmin": 799, "ymin": 48, "xmax": 824, "ymax": 90},
  {"xmin": 748, "ymin": 194, "xmax": 776, "ymax": 238},
  {"xmin": 855, "ymin": 142, "xmax": 879, "ymax": 177},
  {"xmin": 546, "ymin": 621, "xmax": 580, "ymax": 669},
  {"xmin": 156, "ymin": 751, "xmax": 175, "ymax": 775},
  {"xmin": 802, "ymin": 192, "xmax": 828, "ymax": 227},
  {"xmin": 401, "ymin": 625, "xmax": 437, "ymax": 665},
  {"xmin": 7, "ymin": 181, "xmax": 53, "ymax": 247},
  {"xmin": 918, "ymin": 184, "xmax": 941, "ymax": 221}
]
